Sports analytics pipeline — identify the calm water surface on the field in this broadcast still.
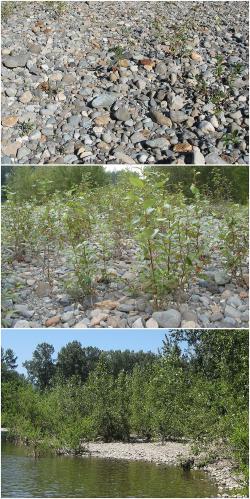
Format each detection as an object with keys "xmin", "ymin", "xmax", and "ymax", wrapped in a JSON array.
[{"xmin": 2, "ymin": 441, "xmax": 220, "ymax": 497}]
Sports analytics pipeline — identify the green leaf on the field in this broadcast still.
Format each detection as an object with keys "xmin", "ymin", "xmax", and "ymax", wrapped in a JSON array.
[
  {"xmin": 143, "ymin": 198, "xmax": 155, "ymax": 209},
  {"xmin": 185, "ymin": 256, "xmax": 193, "ymax": 266},
  {"xmin": 125, "ymin": 191, "xmax": 138, "ymax": 201},
  {"xmin": 129, "ymin": 176, "xmax": 144, "ymax": 188},
  {"xmin": 190, "ymin": 184, "xmax": 200, "ymax": 196},
  {"xmin": 155, "ymin": 179, "xmax": 167, "ymax": 188},
  {"xmin": 141, "ymin": 227, "xmax": 154, "ymax": 239}
]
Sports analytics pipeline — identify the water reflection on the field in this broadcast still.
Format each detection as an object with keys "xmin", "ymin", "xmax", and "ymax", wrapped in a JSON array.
[{"xmin": 2, "ymin": 441, "xmax": 219, "ymax": 498}]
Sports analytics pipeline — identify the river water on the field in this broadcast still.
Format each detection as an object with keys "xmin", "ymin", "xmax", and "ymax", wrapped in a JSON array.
[{"xmin": 1, "ymin": 441, "xmax": 219, "ymax": 497}]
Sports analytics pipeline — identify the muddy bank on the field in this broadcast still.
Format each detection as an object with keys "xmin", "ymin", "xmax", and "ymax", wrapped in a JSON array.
[{"xmin": 85, "ymin": 441, "xmax": 244, "ymax": 494}]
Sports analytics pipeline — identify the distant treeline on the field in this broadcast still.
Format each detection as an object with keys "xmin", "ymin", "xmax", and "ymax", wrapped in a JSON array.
[
  {"xmin": 2, "ymin": 330, "xmax": 248, "ymax": 490},
  {"xmin": 1, "ymin": 165, "xmax": 249, "ymax": 204}
]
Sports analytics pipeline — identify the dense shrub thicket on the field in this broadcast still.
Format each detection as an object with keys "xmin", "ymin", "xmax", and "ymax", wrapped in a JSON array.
[
  {"xmin": 2, "ymin": 331, "xmax": 248, "ymax": 487},
  {"xmin": 1, "ymin": 165, "xmax": 249, "ymax": 204}
]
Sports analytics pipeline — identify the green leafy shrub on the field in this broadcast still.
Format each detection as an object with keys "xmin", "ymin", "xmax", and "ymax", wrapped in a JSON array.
[{"xmin": 219, "ymin": 205, "xmax": 249, "ymax": 281}]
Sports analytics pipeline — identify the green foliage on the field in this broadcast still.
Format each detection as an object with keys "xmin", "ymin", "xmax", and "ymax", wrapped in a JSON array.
[
  {"xmin": 1, "ymin": 347, "xmax": 18, "ymax": 373},
  {"xmin": 150, "ymin": 165, "xmax": 249, "ymax": 205},
  {"xmin": 223, "ymin": 130, "xmax": 241, "ymax": 147},
  {"xmin": 1, "ymin": 1, "xmax": 16, "ymax": 19},
  {"xmin": 130, "ymin": 365, "xmax": 153, "ymax": 438},
  {"xmin": 109, "ymin": 45, "xmax": 126, "ymax": 62},
  {"xmin": 215, "ymin": 55, "xmax": 225, "ymax": 78},
  {"xmin": 4, "ymin": 166, "xmax": 110, "ymax": 203},
  {"xmin": 57, "ymin": 343, "xmax": 100, "ymax": 382},
  {"xmin": 2, "ymin": 331, "xmax": 249, "ymax": 492},
  {"xmin": 2, "ymin": 167, "xmax": 248, "ymax": 315},
  {"xmin": 127, "ymin": 173, "xmax": 210, "ymax": 307},
  {"xmin": 219, "ymin": 205, "xmax": 249, "ymax": 280},
  {"xmin": 230, "ymin": 411, "xmax": 249, "ymax": 481},
  {"xmin": 2, "ymin": 188, "xmax": 37, "ymax": 259},
  {"xmin": 85, "ymin": 357, "xmax": 117, "ymax": 442},
  {"xmin": 23, "ymin": 343, "xmax": 55, "ymax": 391},
  {"xmin": 45, "ymin": 1, "xmax": 68, "ymax": 15},
  {"xmin": 18, "ymin": 120, "xmax": 35, "ymax": 137},
  {"xmin": 62, "ymin": 195, "xmax": 96, "ymax": 297}
]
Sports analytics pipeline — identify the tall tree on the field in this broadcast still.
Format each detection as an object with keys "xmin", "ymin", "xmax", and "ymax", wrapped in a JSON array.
[
  {"xmin": 85, "ymin": 355, "xmax": 116, "ymax": 442},
  {"xmin": 57, "ymin": 342, "xmax": 101, "ymax": 381},
  {"xmin": 23, "ymin": 343, "xmax": 55, "ymax": 391},
  {"xmin": 1, "ymin": 347, "xmax": 18, "ymax": 382}
]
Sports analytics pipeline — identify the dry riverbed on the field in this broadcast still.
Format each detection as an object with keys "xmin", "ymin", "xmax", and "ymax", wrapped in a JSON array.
[
  {"xmin": 1, "ymin": 1, "xmax": 249, "ymax": 165},
  {"xmin": 85, "ymin": 441, "xmax": 244, "ymax": 495}
]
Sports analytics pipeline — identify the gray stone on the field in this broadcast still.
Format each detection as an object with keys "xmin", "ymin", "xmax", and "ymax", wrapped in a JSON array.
[
  {"xmin": 17, "ymin": 147, "xmax": 31, "ymax": 160},
  {"xmin": 170, "ymin": 111, "xmax": 189, "ymax": 124},
  {"xmin": 181, "ymin": 320, "xmax": 197, "ymax": 328},
  {"xmin": 136, "ymin": 79, "xmax": 147, "ymax": 90},
  {"xmin": 211, "ymin": 312, "xmax": 224, "ymax": 322},
  {"xmin": 199, "ymin": 314, "xmax": 211, "ymax": 326},
  {"xmin": 67, "ymin": 115, "xmax": 82, "ymax": 126},
  {"xmin": 152, "ymin": 309, "xmax": 181, "ymax": 328},
  {"xmin": 14, "ymin": 320, "xmax": 31, "ymax": 328},
  {"xmin": 57, "ymin": 294, "xmax": 71, "ymax": 306},
  {"xmin": 198, "ymin": 121, "xmax": 215, "ymax": 134},
  {"xmin": 150, "ymin": 110, "xmax": 172, "ymax": 127},
  {"xmin": 30, "ymin": 130, "xmax": 42, "ymax": 141},
  {"xmin": 220, "ymin": 317, "xmax": 238, "ymax": 328},
  {"xmin": 146, "ymin": 318, "xmax": 159, "ymax": 328},
  {"xmin": 61, "ymin": 311, "xmax": 75, "ymax": 322},
  {"xmin": 224, "ymin": 305, "xmax": 241, "ymax": 320},
  {"xmin": 155, "ymin": 62, "xmax": 168, "ymax": 76},
  {"xmin": 114, "ymin": 151, "xmax": 137, "ymax": 164},
  {"xmin": 132, "ymin": 318, "xmax": 144, "ymax": 328},
  {"xmin": 74, "ymin": 320, "xmax": 89, "ymax": 328},
  {"xmin": 146, "ymin": 138, "xmax": 170, "ymax": 149},
  {"xmin": 227, "ymin": 295, "xmax": 242, "ymax": 308},
  {"xmin": 205, "ymin": 152, "xmax": 229, "ymax": 165},
  {"xmin": 114, "ymin": 107, "xmax": 131, "ymax": 121},
  {"xmin": 193, "ymin": 147, "xmax": 206, "ymax": 165},
  {"xmin": 1, "ymin": 155, "xmax": 12, "ymax": 164},
  {"xmin": 5, "ymin": 87, "xmax": 17, "ymax": 97},
  {"xmin": 199, "ymin": 296, "xmax": 210, "ymax": 307},
  {"xmin": 214, "ymin": 271, "xmax": 231, "ymax": 285},
  {"xmin": 3, "ymin": 53, "xmax": 29, "ymax": 68},
  {"xmin": 130, "ymin": 132, "xmax": 146, "ymax": 144},
  {"xmin": 138, "ymin": 153, "xmax": 148, "ymax": 163},
  {"xmin": 169, "ymin": 95, "xmax": 185, "ymax": 111},
  {"xmin": 182, "ymin": 310, "xmax": 197, "ymax": 322},
  {"xmin": 14, "ymin": 304, "xmax": 34, "ymax": 318},
  {"xmin": 91, "ymin": 93, "xmax": 118, "ymax": 108},
  {"xmin": 35, "ymin": 281, "xmax": 51, "ymax": 297},
  {"xmin": 241, "ymin": 310, "xmax": 249, "ymax": 322},
  {"xmin": 118, "ymin": 303, "xmax": 136, "ymax": 312},
  {"xmin": 102, "ymin": 132, "xmax": 113, "ymax": 144}
]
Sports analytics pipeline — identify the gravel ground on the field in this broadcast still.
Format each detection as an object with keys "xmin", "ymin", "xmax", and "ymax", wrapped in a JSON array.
[
  {"xmin": 1, "ymin": 1, "xmax": 249, "ymax": 165},
  {"xmin": 2, "ymin": 225, "xmax": 249, "ymax": 329}
]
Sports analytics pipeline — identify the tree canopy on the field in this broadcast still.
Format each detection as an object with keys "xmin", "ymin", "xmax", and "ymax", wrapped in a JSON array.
[{"xmin": 2, "ymin": 331, "xmax": 248, "ymax": 488}]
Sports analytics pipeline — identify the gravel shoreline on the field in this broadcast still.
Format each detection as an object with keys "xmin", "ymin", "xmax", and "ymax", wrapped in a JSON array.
[
  {"xmin": 85, "ymin": 442, "xmax": 244, "ymax": 494},
  {"xmin": 1, "ymin": 1, "xmax": 249, "ymax": 165}
]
